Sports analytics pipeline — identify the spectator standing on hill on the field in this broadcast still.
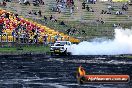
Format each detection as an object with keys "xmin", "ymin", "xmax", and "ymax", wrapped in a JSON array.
[
  {"xmin": 38, "ymin": 10, "xmax": 42, "ymax": 17},
  {"xmin": 44, "ymin": 15, "xmax": 47, "ymax": 21},
  {"xmin": 66, "ymin": 28, "xmax": 71, "ymax": 35},
  {"xmin": 82, "ymin": 1, "xmax": 86, "ymax": 9},
  {"xmin": 101, "ymin": 10, "xmax": 106, "ymax": 14},
  {"xmin": 19, "ymin": 0, "xmax": 24, "ymax": 4},
  {"xmin": 82, "ymin": 30, "xmax": 86, "ymax": 35},
  {"xmin": 33, "ymin": 0, "xmax": 39, "ymax": 6},
  {"xmin": 122, "ymin": 4, "xmax": 128, "ymax": 11},
  {"xmin": 100, "ymin": 18, "xmax": 104, "ymax": 24},
  {"xmin": 34, "ymin": 11, "xmax": 37, "ymax": 15},
  {"xmin": 43, "ymin": 34, "xmax": 48, "ymax": 45},
  {"xmin": 108, "ymin": 5, "xmax": 112, "ymax": 13},
  {"xmin": 89, "ymin": 7, "xmax": 94, "ymax": 12},
  {"xmin": 60, "ymin": 21, "xmax": 65, "ymax": 25},
  {"xmin": 23, "ymin": 0, "xmax": 30, "ymax": 5},
  {"xmin": 51, "ymin": 16, "xmax": 57, "ymax": 22},
  {"xmin": 86, "ymin": 5, "xmax": 90, "ymax": 11},
  {"xmin": 72, "ymin": 27, "xmax": 77, "ymax": 35},
  {"xmin": 96, "ymin": 18, "xmax": 104, "ymax": 24},
  {"xmin": 70, "ymin": 6, "xmax": 74, "ymax": 15},
  {"xmin": 28, "ymin": 10, "xmax": 33, "ymax": 15},
  {"xmin": 56, "ymin": 6, "xmax": 61, "ymax": 13},
  {"xmin": 38, "ymin": 0, "xmax": 44, "ymax": 5},
  {"xmin": 50, "ymin": 15, "xmax": 53, "ymax": 20}
]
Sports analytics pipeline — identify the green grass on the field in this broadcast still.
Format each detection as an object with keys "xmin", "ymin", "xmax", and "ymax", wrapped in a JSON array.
[
  {"xmin": 125, "ymin": 56, "xmax": 132, "ymax": 58},
  {"xmin": 0, "ymin": 45, "xmax": 50, "ymax": 55},
  {"xmin": 116, "ymin": 55, "xmax": 132, "ymax": 59},
  {"xmin": 38, "ymin": 17, "xmax": 132, "ymax": 40}
]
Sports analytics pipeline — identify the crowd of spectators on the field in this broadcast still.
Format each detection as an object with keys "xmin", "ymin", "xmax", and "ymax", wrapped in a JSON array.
[
  {"xmin": 82, "ymin": 1, "xmax": 95, "ymax": 12},
  {"xmin": 96, "ymin": 18, "xmax": 105, "ymax": 24},
  {"xmin": 1, "ymin": 0, "xmax": 131, "ymax": 40},
  {"xmin": 28, "ymin": 10, "xmax": 42, "ymax": 17},
  {"xmin": 0, "ymin": 10, "xmax": 45, "ymax": 44},
  {"xmin": 0, "ymin": 9, "xmax": 73, "ymax": 45},
  {"xmin": 82, "ymin": 0, "xmax": 130, "ymax": 16},
  {"xmin": 0, "ymin": 1, "xmax": 7, "ymax": 7},
  {"xmin": 18, "ymin": 0, "xmax": 44, "ymax": 6},
  {"xmin": 51, "ymin": 0, "xmax": 75, "ymax": 14}
]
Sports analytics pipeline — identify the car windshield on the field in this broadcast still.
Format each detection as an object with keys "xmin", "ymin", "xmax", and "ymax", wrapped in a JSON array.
[{"xmin": 55, "ymin": 42, "xmax": 66, "ymax": 46}]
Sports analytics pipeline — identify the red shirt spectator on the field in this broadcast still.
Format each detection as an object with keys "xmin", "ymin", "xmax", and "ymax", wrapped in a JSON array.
[
  {"xmin": 26, "ymin": 21, "xmax": 30, "ymax": 25},
  {"xmin": 27, "ymin": 25, "xmax": 33, "ymax": 30},
  {"xmin": 0, "ymin": 18, "xmax": 4, "ymax": 24}
]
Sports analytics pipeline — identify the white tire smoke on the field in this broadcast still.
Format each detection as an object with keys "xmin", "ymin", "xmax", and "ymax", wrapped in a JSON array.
[{"xmin": 68, "ymin": 28, "xmax": 132, "ymax": 55}]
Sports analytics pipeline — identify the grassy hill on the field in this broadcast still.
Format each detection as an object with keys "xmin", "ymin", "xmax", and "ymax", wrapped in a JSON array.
[{"xmin": 1, "ymin": 0, "xmax": 132, "ymax": 41}]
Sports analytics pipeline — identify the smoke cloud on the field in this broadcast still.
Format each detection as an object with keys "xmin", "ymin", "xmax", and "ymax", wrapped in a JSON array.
[{"xmin": 68, "ymin": 28, "xmax": 132, "ymax": 55}]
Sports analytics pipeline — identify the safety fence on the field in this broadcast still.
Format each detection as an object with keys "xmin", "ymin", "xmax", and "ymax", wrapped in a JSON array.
[{"xmin": 0, "ymin": 33, "xmax": 72, "ymax": 47}]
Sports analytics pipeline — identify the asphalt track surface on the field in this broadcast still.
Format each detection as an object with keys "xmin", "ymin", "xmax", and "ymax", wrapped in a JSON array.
[{"xmin": 0, "ymin": 55, "xmax": 132, "ymax": 88}]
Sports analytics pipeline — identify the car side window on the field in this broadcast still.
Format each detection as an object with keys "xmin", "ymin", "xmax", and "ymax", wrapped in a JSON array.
[{"xmin": 67, "ymin": 42, "xmax": 71, "ymax": 45}]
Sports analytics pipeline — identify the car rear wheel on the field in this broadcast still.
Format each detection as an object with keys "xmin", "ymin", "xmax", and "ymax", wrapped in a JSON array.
[
  {"xmin": 64, "ymin": 50, "xmax": 71, "ymax": 56},
  {"xmin": 67, "ymin": 52, "xmax": 71, "ymax": 55},
  {"xmin": 51, "ymin": 52, "xmax": 54, "ymax": 56}
]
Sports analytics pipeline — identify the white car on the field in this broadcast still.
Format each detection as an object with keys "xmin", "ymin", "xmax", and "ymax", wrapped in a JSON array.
[{"xmin": 50, "ymin": 41, "xmax": 72, "ymax": 55}]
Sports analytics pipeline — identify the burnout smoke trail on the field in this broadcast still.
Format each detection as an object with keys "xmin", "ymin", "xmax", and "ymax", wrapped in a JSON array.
[{"xmin": 68, "ymin": 28, "xmax": 132, "ymax": 55}]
